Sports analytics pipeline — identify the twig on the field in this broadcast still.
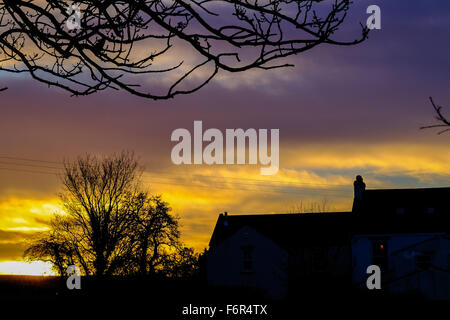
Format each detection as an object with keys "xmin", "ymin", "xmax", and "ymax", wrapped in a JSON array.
[{"xmin": 420, "ymin": 97, "xmax": 450, "ymax": 134}]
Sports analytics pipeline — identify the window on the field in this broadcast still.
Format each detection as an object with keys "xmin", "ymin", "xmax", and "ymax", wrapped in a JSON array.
[
  {"xmin": 312, "ymin": 247, "xmax": 328, "ymax": 272},
  {"xmin": 372, "ymin": 240, "xmax": 388, "ymax": 271},
  {"xmin": 241, "ymin": 245, "xmax": 254, "ymax": 272},
  {"xmin": 396, "ymin": 208, "xmax": 405, "ymax": 215},
  {"xmin": 415, "ymin": 251, "xmax": 434, "ymax": 270}
]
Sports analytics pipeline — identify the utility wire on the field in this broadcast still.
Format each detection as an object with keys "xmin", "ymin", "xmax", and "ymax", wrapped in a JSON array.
[
  {"xmin": 0, "ymin": 155, "xmax": 352, "ymax": 189},
  {"xmin": 0, "ymin": 155, "xmax": 62, "ymax": 165}
]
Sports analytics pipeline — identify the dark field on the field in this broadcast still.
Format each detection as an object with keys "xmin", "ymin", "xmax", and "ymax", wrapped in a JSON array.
[{"xmin": 0, "ymin": 275, "xmax": 436, "ymax": 318}]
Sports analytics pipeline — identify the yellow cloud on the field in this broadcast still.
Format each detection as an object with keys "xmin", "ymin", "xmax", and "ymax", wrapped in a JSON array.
[
  {"xmin": 0, "ymin": 198, "xmax": 60, "ymax": 231},
  {"xmin": 283, "ymin": 142, "xmax": 450, "ymax": 183}
]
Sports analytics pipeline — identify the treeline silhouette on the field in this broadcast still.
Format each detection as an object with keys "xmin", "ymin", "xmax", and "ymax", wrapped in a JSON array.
[{"xmin": 24, "ymin": 151, "xmax": 200, "ymax": 278}]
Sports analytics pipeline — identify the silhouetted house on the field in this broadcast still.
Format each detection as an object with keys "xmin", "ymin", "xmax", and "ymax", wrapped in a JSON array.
[
  {"xmin": 352, "ymin": 187, "xmax": 450, "ymax": 299},
  {"xmin": 207, "ymin": 177, "xmax": 450, "ymax": 300},
  {"xmin": 207, "ymin": 211, "xmax": 353, "ymax": 299}
]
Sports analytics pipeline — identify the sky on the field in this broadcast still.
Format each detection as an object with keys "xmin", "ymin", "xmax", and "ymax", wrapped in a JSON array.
[{"xmin": 1, "ymin": 0, "xmax": 450, "ymax": 275}]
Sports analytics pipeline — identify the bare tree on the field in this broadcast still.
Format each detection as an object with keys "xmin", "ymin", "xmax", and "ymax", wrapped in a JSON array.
[
  {"xmin": 24, "ymin": 214, "xmax": 94, "ymax": 276},
  {"xmin": 288, "ymin": 198, "xmax": 332, "ymax": 213},
  {"xmin": 421, "ymin": 97, "xmax": 450, "ymax": 134},
  {"xmin": 24, "ymin": 151, "xmax": 198, "ymax": 277},
  {"xmin": 161, "ymin": 246, "xmax": 200, "ymax": 278},
  {"xmin": 57, "ymin": 151, "xmax": 140, "ymax": 276},
  {"xmin": 0, "ymin": 0, "xmax": 368, "ymax": 99},
  {"xmin": 24, "ymin": 217, "xmax": 76, "ymax": 276}
]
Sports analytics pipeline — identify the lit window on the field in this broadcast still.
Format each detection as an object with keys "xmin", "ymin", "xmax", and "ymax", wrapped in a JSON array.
[{"xmin": 372, "ymin": 240, "xmax": 388, "ymax": 271}]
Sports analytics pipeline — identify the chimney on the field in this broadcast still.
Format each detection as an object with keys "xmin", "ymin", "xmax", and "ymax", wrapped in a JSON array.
[
  {"xmin": 352, "ymin": 175, "xmax": 366, "ymax": 213},
  {"xmin": 223, "ymin": 212, "xmax": 229, "ymax": 226}
]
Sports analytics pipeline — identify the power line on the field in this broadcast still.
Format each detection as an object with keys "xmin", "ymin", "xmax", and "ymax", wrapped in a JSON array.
[
  {"xmin": 0, "ymin": 160, "xmax": 63, "ymax": 170},
  {"xmin": 140, "ymin": 176, "xmax": 351, "ymax": 195},
  {"xmin": 144, "ymin": 171, "xmax": 351, "ymax": 187},
  {"xmin": 0, "ymin": 167, "xmax": 59, "ymax": 176},
  {"xmin": 0, "ymin": 154, "xmax": 352, "ymax": 189},
  {"xmin": 1, "ymin": 154, "xmax": 448, "ymax": 193},
  {"xmin": 0, "ymin": 155, "xmax": 62, "ymax": 165},
  {"xmin": 0, "ymin": 165, "xmax": 349, "ymax": 195},
  {"xmin": 143, "ymin": 175, "xmax": 348, "ymax": 191}
]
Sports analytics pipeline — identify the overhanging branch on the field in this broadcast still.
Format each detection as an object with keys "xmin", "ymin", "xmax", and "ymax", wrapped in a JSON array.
[
  {"xmin": 0, "ymin": 0, "xmax": 368, "ymax": 99},
  {"xmin": 421, "ymin": 97, "xmax": 450, "ymax": 135}
]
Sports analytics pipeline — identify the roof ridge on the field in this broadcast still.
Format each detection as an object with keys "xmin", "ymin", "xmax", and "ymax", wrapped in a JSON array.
[
  {"xmin": 365, "ymin": 187, "xmax": 450, "ymax": 192},
  {"xmin": 222, "ymin": 212, "xmax": 352, "ymax": 217}
]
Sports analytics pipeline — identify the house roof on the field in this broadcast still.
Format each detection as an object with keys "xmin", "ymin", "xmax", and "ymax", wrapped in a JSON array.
[
  {"xmin": 352, "ymin": 187, "xmax": 450, "ymax": 235},
  {"xmin": 209, "ymin": 212, "xmax": 354, "ymax": 248},
  {"xmin": 209, "ymin": 187, "xmax": 450, "ymax": 249},
  {"xmin": 359, "ymin": 187, "xmax": 450, "ymax": 217}
]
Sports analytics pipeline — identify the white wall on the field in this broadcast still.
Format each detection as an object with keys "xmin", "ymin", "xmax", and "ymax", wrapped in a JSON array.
[
  {"xmin": 389, "ymin": 236, "xmax": 450, "ymax": 299},
  {"xmin": 352, "ymin": 232, "xmax": 450, "ymax": 299},
  {"xmin": 352, "ymin": 233, "xmax": 443, "ymax": 285},
  {"xmin": 207, "ymin": 226, "xmax": 288, "ymax": 300}
]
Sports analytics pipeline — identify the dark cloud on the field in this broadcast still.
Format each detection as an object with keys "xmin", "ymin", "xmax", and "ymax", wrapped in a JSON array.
[
  {"xmin": 0, "ymin": 243, "xmax": 28, "ymax": 260},
  {"xmin": 0, "ymin": 230, "xmax": 37, "ymax": 260},
  {"xmin": 0, "ymin": 230, "xmax": 27, "ymax": 242}
]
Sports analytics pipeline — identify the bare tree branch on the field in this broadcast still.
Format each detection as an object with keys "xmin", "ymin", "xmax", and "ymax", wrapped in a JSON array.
[
  {"xmin": 0, "ymin": 0, "xmax": 368, "ymax": 99},
  {"xmin": 421, "ymin": 97, "xmax": 450, "ymax": 134}
]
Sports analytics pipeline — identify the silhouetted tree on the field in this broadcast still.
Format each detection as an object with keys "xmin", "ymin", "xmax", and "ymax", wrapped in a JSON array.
[
  {"xmin": 24, "ymin": 151, "xmax": 198, "ymax": 278},
  {"xmin": 161, "ymin": 246, "xmax": 200, "ymax": 278},
  {"xmin": 0, "ymin": 0, "xmax": 368, "ymax": 99},
  {"xmin": 24, "ymin": 216, "xmax": 77, "ymax": 276},
  {"xmin": 58, "ymin": 151, "xmax": 140, "ymax": 276},
  {"xmin": 421, "ymin": 97, "xmax": 450, "ymax": 134},
  {"xmin": 126, "ymin": 193, "xmax": 181, "ymax": 276},
  {"xmin": 288, "ymin": 198, "xmax": 332, "ymax": 213}
]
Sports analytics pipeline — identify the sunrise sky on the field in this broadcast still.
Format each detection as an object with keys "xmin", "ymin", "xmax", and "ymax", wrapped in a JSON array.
[{"xmin": 1, "ymin": 0, "xmax": 450, "ymax": 275}]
